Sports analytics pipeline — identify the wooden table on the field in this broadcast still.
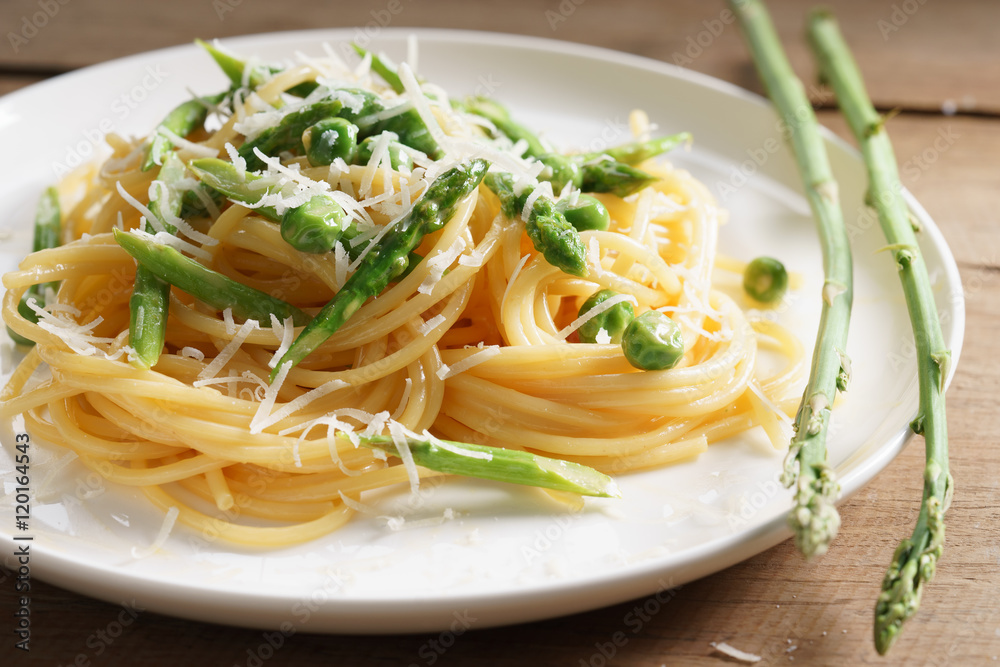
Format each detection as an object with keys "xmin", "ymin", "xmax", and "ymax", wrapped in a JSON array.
[{"xmin": 1, "ymin": 1, "xmax": 997, "ymax": 664}]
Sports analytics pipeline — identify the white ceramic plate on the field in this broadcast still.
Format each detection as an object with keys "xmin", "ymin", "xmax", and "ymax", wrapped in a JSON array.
[{"xmin": 0, "ymin": 29, "xmax": 964, "ymax": 633}]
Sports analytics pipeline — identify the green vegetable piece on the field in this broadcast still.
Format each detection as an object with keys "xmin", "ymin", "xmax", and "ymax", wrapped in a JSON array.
[
  {"xmin": 351, "ymin": 43, "xmax": 405, "ymax": 94},
  {"xmin": 589, "ymin": 132, "xmax": 692, "ymax": 165},
  {"xmin": 280, "ymin": 195, "xmax": 347, "ymax": 254},
  {"xmin": 128, "ymin": 153, "xmax": 185, "ymax": 369},
  {"xmin": 271, "ymin": 158, "xmax": 490, "ymax": 377},
  {"xmin": 112, "ymin": 228, "xmax": 310, "ymax": 327},
  {"xmin": 458, "ymin": 96, "xmax": 549, "ymax": 157},
  {"xmin": 7, "ymin": 187, "xmax": 61, "ymax": 347},
  {"xmin": 556, "ymin": 194, "xmax": 610, "ymax": 232},
  {"xmin": 575, "ymin": 156, "xmax": 658, "ymax": 198},
  {"xmin": 621, "ymin": 310, "xmax": 684, "ymax": 371},
  {"xmin": 360, "ymin": 434, "xmax": 620, "ymax": 498},
  {"xmin": 743, "ymin": 256, "xmax": 788, "ymax": 303},
  {"xmin": 238, "ymin": 100, "xmax": 343, "ymax": 171},
  {"xmin": 303, "ymin": 118, "xmax": 358, "ymax": 166},
  {"xmin": 142, "ymin": 93, "xmax": 225, "ymax": 172},
  {"xmin": 336, "ymin": 87, "xmax": 442, "ymax": 159},
  {"xmin": 355, "ymin": 134, "xmax": 414, "ymax": 171},
  {"xmin": 486, "ymin": 172, "xmax": 588, "ymax": 278},
  {"xmin": 196, "ymin": 39, "xmax": 318, "ymax": 98},
  {"xmin": 577, "ymin": 289, "xmax": 634, "ymax": 344},
  {"xmin": 191, "ymin": 158, "xmax": 348, "ymax": 254}
]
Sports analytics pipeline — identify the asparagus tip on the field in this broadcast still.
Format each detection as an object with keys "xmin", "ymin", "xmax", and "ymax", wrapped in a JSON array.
[{"xmin": 787, "ymin": 463, "xmax": 841, "ymax": 560}]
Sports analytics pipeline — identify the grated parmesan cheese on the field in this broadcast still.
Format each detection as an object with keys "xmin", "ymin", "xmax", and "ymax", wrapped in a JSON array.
[
  {"xmin": 436, "ymin": 345, "xmax": 501, "ymax": 380},
  {"xmin": 555, "ymin": 293, "xmax": 637, "ymax": 341},
  {"xmin": 197, "ymin": 318, "xmax": 259, "ymax": 382},
  {"xmin": 130, "ymin": 506, "xmax": 179, "ymax": 559},
  {"xmin": 388, "ymin": 420, "xmax": 421, "ymax": 494},
  {"xmin": 710, "ymin": 642, "xmax": 762, "ymax": 664}
]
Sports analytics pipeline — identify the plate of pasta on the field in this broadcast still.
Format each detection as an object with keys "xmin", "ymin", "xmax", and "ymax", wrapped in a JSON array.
[{"xmin": 0, "ymin": 29, "xmax": 963, "ymax": 632}]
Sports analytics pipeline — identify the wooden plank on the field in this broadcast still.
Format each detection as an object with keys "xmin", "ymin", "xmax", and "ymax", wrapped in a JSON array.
[
  {"xmin": 0, "ymin": 75, "xmax": 43, "ymax": 97},
  {"xmin": 0, "ymin": 0, "xmax": 998, "ymax": 111}
]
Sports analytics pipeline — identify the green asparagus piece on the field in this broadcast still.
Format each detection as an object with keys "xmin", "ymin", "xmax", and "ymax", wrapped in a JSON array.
[
  {"xmin": 196, "ymin": 39, "xmax": 318, "ymax": 98},
  {"xmin": 621, "ymin": 311, "xmax": 684, "ymax": 371},
  {"xmin": 729, "ymin": 0, "xmax": 853, "ymax": 561},
  {"xmin": 486, "ymin": 172, "xmax": 588, "ymax": 278},
  {"xmin": 128, "ymin": 153, "xmax": 185, "ymax": 369},
  {"xmin": 189, "ymin": 158, "xmax": 348, "ymax": 254},
  {"xmin": 806, "ymin": 9, "xmax": 952, "ymax": 654},
  {"xmin": 360, "ymin": 434, "xmax": 620, "ymax": 498},
  {"xmin": 577, "ymin": 289, "xmax": 634, "ymax": 344},
  {"xmin": 142, "ymin": 92, "xmax": 225, "ymax": 172},
  {"xmin": 271, "ymin": 159, "xmax": 489, "ymax": 378},
  {"xmin": 591, "ymin": 132, "xmax": 692, "ymax": 165},
  {"xmin": 336, "ymin": 87, "xmax": 442, "ymax": 159},
  {"xmin": 459, "ymin": 96, "xmax": 672, "ymax": 197},
  {"xmin": 355, "ymin": 133, "xmax": 414, "ymax": 171},
  {"xmin": 7, "ymin": 187, "xmax": 61, "ymax": 347},
  {"xmin": 303, "ymin": 118, "xmax": 359, "ymax": 166},
  {"xmin": 112, "ymin": 228, "xmax": 310, "ymax": 327},
  {"xmin": 458, "ymin": 96, "xmax": 549, "ymax": 157},
  {"xmin": 351, "ymin": 43, "xmax": 405, "ymax": 94},
  {"xmin": 238, "ymin": 100, "xmax": 343, "ymax": 171}
]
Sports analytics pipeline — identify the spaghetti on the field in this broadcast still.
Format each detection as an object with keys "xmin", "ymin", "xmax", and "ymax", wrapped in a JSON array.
[{"xmin": 1, "ymin": 42, "xmax": 804, "ymax": 546}]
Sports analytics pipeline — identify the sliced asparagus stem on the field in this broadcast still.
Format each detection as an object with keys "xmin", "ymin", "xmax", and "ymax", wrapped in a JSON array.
[
  {"xmin": 128, "ymin": 153, "xmax": 185, "ymax": 369},
  {"xmin": 7, "ymin": 186, "xmax": 61, "ymax": 347},
  {"xmin": 360, "ymin": 435, "xmax": 620, "ymax": 498},
  {"xmin": 806, "ymin": 9, "xmax": 952, "ymax": 654},
  {"xmin": 112, "ymin": 228, "xmax": 311, "ymax": 327},
  {"xmin": 728, "ymin": 0, "xmax": 854, "ymax": 559}
]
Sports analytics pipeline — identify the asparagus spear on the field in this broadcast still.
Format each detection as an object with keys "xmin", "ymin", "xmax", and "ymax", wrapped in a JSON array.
[
  {"xmin": 806, "ymin": 9, "xmax": 952, "ymax": 654},
  {"xmin": 271, "ymin": 158, "xmax": 489, "ymax": 378},
  {"xmin": 142, "ymin": 92, "xmax": 226, "ymax": 171},
  {"xmin": 189, "ymin": 158, "xmax": 349, "ymax": 254},
  {"xmin": 128, "ymin": 153, "xmax": 185, "ymax": 369},
  {"xmin": 336, "ymin": 87, "xmax": 443, "ymax": 159},
  {"xmin": 238, "ymin": 100, "xmax": 344, "ymax": 171},
  {"xmin": 459, "ymin": 96, "xmax": 675, "ymax": 197},
  {"xmin": 6, "ymin": 187, "xmax": 61, "ymax": 347},
  {"xmin": 112, "ymin": 228, "xmax": 310, "ymax": 326},
  {"xmin": 360, "ymin": 435, "xmax": 620, "ymax": 498},
  {"xmin": 728, "ymin": 0, "xmax": 854, "ymax": 560},
  {"xmin": 196, "ymin": 38, "xmax": 318, "ymax": 98},
  {"xmin": 351, "ymin": 44, "xmax": 405, "ymax": 94},
  {"xmin": 486, "ymin": 172, "xmax": 588, "ymax": 277}
]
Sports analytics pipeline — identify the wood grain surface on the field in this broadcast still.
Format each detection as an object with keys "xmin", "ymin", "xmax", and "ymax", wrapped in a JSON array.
[{"xmin": 1, "ymin": 1, "xmax": 998, "ymax": 665}]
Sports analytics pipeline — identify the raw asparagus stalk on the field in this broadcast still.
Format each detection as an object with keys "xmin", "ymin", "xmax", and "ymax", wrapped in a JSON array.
[
  {"xmin": 6, "ymin": 186, "xmax": 61, "ymax": 347},
  {"xmin": 806, "ymin": 8, "xmax": 952, "ymax": 654},
  {"xmin": 271, "ymin": 158, "xmax": 489, "ymax": 378},
  {"xmin": 112, "ymin": 228, "xmax": 311, "ymax": 326},
  {"xmin": 128, "ymin": 153, "xmax": 185, "ymax": 369},
  {"xmin": 360, "ymin": 435, "xmax": 620, "ymax": 498},
  {"xmin": 728, "ymin": 0, "xmax": 853, "ymax": 559}
]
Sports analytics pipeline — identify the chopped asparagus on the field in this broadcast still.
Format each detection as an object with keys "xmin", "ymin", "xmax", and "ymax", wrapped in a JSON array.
[
  {"xmin": 271, "ymin": 158, "xmax": 489, "ymax": 378},
  {"xmin": 360, "ymin": 434, "xmax": 620, "ymax": 498},
  {"xmin": 7, "ymin": 187, "xmax": 61, "ymax": 347},
  {"xmin": 113, "ymin": 228, "xmax": 311, "ymax": 326}
]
